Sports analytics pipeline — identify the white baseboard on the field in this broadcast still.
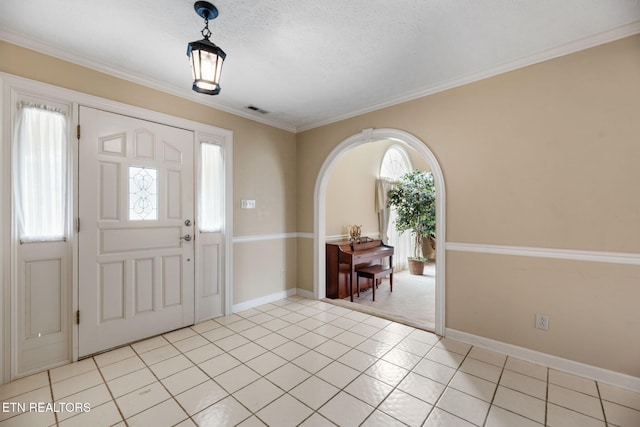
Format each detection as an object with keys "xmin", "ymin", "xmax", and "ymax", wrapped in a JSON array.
[
  {"xmin": 231, "ymin": 288, "xmax": 297, "ymax": 312},
  {"xmin": 446, "ymin": 328, "xmax": 640, "ymax": 393},
  {"xmin": 295, "ymin": 288, "xmax": 315, "ymax": 299}
]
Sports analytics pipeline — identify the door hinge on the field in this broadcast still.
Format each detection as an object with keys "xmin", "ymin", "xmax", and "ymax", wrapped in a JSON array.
[
  {"xmin": 76, "ymin": 310, "xmax": 80, "ymax": 325},
  {"xmin": 77, "ymin": 124, "xmax": 81, "ymax": 139},
  {"xmin": 75, "ymin": 218, "xmax": 80, "ymax": 232}
]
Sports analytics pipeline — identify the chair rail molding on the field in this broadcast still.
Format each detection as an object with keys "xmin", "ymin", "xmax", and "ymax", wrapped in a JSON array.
[{"xmin": 446, "ymin": 242, "xmax": 640, "ymax": 266}]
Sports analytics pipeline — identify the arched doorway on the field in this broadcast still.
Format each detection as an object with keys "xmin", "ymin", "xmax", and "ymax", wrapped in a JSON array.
[{"xmin": 313, "ymin": 128, "xmax": 447, "ymax": 336}]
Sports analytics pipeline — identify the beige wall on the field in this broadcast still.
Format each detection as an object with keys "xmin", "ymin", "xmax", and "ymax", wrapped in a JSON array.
[
  {"xmin": 297, "ymin": 35, "xmax": 640, "ymax": 377},
  {"xmin": 0, "ymin": 41, "xmax": 298, "ymax": 305}
]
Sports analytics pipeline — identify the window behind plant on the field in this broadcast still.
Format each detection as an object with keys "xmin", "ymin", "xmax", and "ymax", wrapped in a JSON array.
[{"xmin": 380, "ymin": 145, "xmax": 412, "ymax": 270}]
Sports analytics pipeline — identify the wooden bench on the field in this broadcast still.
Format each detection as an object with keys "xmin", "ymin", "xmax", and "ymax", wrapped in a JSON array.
[{"xmin": 356, "ymin": 264, "xmax": 393, "ymax": 301}]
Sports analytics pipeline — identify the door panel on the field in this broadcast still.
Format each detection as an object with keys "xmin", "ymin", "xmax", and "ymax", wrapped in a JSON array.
[
  {"xmin": 17, "ymin": 242, "xmax": 70, "ymax": 375},
  {"xmin": 78, "ymin": 106, "xmax": 195, "ymax": 357},
  {"xmin": 197, "ymin": 232, "xmax": 223, "ymax": 320}
]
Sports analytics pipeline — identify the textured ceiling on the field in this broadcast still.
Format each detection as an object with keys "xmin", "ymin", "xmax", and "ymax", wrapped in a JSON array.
[{"xmin": 1, "ymin": 0, "xmax": 640, "ymax": 131}]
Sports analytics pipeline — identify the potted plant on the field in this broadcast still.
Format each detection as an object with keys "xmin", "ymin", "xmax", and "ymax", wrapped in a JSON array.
[{"xmin": 387, "ymin": 170, "xmax": 436, "ymax": 275}]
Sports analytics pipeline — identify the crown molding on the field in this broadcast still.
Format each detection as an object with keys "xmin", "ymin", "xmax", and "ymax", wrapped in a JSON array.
[
  {"xmin": 296, "ymin": 21, "xmax": 640, "ymax": 132},
  {"xmin": 3, "ymin": 20, "xmax": 639, "ymax": 135},
  {"xmin": 0, "ymin": 29, "xmax": 297, "ymax": 133}
]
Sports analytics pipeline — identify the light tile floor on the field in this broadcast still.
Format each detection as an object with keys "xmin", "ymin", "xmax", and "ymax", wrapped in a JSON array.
[{"xmin": 1, "ymin": 296, "xmax": 639, "ymax": 426}]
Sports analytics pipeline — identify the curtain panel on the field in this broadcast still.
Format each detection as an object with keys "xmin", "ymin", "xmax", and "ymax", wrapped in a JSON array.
[
  {"xmin": 199, "ymin": 142, "xmax": 225, "ymax": 232},
  {"xmin": 13, "ymin": 104, "xmax": 68, "ymax": 242}
]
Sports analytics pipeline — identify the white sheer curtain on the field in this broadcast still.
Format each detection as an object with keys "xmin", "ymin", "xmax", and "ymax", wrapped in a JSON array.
[
  {"xmin": 379, "ymin": 145, "xmax": 413, "ymax": 271},
  {"xmin": 199, "ymin": 142, "xmax": 224, "ymax": 232},
  {"xmin": 375, "ymin": 178, "xmax": 395, "ymax": 244},
  {"xmin": 13, "ymin": 104, "xmax": 67, "ymax": 242},
  {"xmin": 387, "ymin": 208, "xmax": 412, "ymax": 270}
]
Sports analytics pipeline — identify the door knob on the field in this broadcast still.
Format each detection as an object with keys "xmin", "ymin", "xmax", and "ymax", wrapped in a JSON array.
[{"xmin": 180, "ymin": 234, "xmax": 192, "ymax": 242}]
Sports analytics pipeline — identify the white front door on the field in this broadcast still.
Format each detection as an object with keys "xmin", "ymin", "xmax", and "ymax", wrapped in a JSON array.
[{"xmin": 78, "ymin": 106, "xmax": 195, "ymax": 357}]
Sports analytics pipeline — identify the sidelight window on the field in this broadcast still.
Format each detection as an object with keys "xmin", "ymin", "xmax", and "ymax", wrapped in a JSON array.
[
  {"xmin": 380, "ymin": 145, "xmax": 412, "ymax": 270},
  {"xmin": 13, "ymin": 102, "xmax": 68, "ymax": 242},
  {"xmin": 199, "ymin": 142, "xmax": 224, "ymax": 232}
]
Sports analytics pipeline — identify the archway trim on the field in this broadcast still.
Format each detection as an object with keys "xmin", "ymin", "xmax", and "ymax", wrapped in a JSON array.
[{"xmin": 313, "ymin": 128, "xmax": 446, "ymax": 336}]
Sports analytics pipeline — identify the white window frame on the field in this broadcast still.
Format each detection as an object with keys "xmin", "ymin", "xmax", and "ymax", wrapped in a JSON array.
[{"xmin": 379, "ymin": 144, "xmax": 412, "ymax": 180}]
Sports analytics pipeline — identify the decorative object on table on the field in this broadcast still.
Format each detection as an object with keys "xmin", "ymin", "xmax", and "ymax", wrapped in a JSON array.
[
  {"xmin": 348, "ymin": 224, "xmax": 362, "ymax": 243},
  {"xmin": 386, "ymin": 170, "xmax": 436, "ymax": 275}
]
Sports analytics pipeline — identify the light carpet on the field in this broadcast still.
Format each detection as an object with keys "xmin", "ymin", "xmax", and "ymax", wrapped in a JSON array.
[{"xmin": 332, "ymin": 262, "xmax": 436, "ymax": 332}]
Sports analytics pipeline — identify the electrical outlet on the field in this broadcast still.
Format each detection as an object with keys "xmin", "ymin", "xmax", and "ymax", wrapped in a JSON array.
[
  {"xmin": 241, "ymin": 200, "xmax": 256, "ymax": 209},
  {"xmin": 535, "ymin": 313, "xmax": 549, "ymax": 331}
]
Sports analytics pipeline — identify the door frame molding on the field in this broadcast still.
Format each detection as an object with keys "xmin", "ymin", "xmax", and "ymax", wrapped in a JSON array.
[
  {"xmin": 0, "ymin": 73, "xmax": 233, "ymax": 374},
  {"xmin": 313, "ymin": 128, "xmax": 446, "ymax": 336}
]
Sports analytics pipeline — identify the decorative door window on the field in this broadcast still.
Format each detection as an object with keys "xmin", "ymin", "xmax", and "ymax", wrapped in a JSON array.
[{"xmin": 129, "ymin": 166, "xmax": 158, "ymax": 220}]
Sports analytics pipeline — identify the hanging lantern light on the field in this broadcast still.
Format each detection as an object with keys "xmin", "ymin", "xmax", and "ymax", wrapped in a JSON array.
[{"xmin": 187, "ymin": 1, "xmax": 226, "ymax": 95}]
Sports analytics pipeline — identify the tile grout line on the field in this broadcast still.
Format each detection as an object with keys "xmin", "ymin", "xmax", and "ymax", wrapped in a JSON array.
[
  {"xmin": 46, "ymin": 369, "xmax": 59, "ymax": 427},
  {"xmin": 93, "ymin": 355, "xmax": 129, "ymax": 427},
  {"xmin": 132, "ymin": 337, "xmax": 199, "ymax": 426},
  {"xmin": 480, "ymin": 352, "xmax": 508, "ymax": 427},
  {"xmin": 48, "ymin": 358, "xmax": 123, "ymax": 426},
  {"xmin": 153, "ymin": 326, "xmax": 265, "ymax": 426},
  {"xmin": 189, "ymin": 321, "xmax": 299, "ymax": 426},
  {"xmin": 164, "ymin": 304, "xmax": 352, "ymax": 425},
  {"xmin": 243, "ymin": 300, "xmax": 358, "ymax": 425},
  {"xmin": 416, "ymin": 337, "xmax": 460, "ymax": 426},
  {"xmin": 271, "ymin": 304, "xmax": 394, "ymax": 425},
  {"xmin": 596, "ymin": 381, "xmax": 609, "ymax": 427},
  {"xmin": 179, "ymin": 326, "xmax": 261, "ymax": 422},
  {"xmin": 180, "ymin": 324, "xmax": 256, "ymax": 427},
  {"xmin": 329, "ymin": 328, "xmax": 432, "ymax": 426},
  {"xmin": 426, "ymin": 341, "xmax": 474, "ymax": 426},
  {"xmin": 544, "ymin": 366, "xmax": 549, "ymax": 426},
  {"xmin": 547, "ymin": 372, "xmax": 615, "ymax": 425},
  {"xmin": 217, "ymin": 311, "xmax": 431, "ymax": 426},
  {"xmin": 258, "ymin": 302, "xmax": 425, "ymax": 425}
]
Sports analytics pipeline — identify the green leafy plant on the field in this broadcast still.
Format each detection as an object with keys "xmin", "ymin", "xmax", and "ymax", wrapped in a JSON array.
[{"xmin": 387, "ymin": 170, "xmax": 436, "ymax": 261}]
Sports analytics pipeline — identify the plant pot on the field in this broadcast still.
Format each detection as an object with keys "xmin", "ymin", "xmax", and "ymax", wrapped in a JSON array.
[
  {"xmin": 408, "ymin": 258, "xmax": 425, "ymax": 275},
  {"xmin": 422, "ymin": 236, "xmax": 436, "ymax": 260}
]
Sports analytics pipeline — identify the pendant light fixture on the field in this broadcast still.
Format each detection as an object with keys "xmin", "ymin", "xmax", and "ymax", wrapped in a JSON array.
[{"xmin": 187, "ymin": 1, "xmax": 226, "ymax": 95}]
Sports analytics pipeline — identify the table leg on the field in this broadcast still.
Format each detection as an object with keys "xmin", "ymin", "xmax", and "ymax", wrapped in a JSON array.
[{"xmin": 350, "ymin": 266, "xmax": 354, "ymax": 302}]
